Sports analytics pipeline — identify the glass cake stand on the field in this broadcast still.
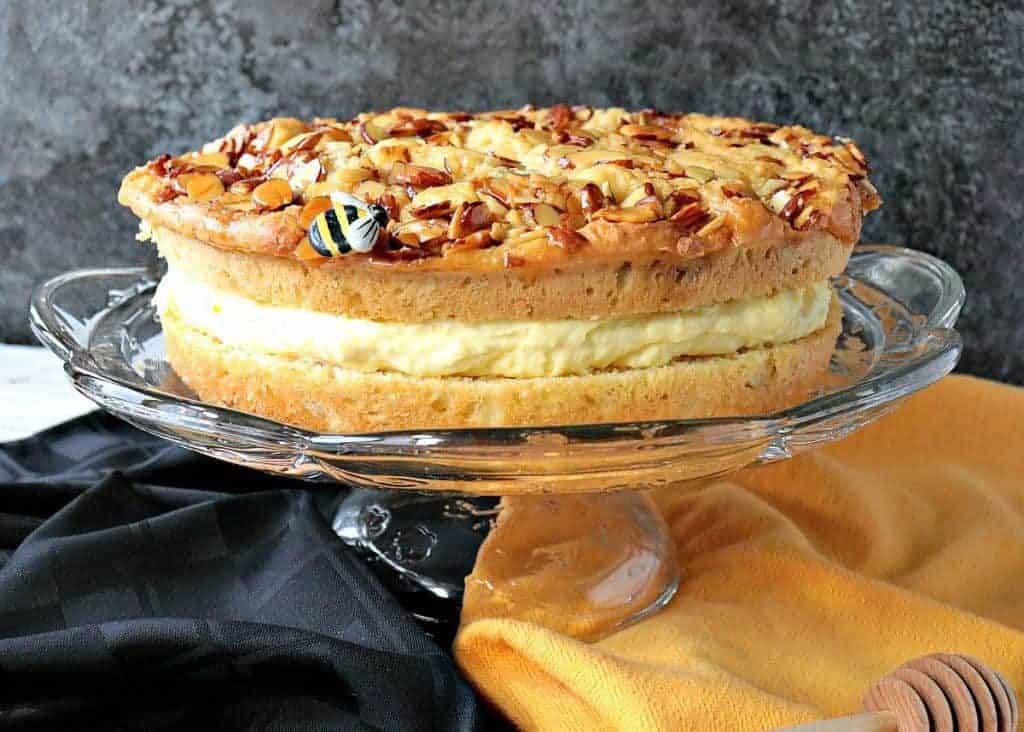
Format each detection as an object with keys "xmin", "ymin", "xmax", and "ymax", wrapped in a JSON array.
[{"xmin": 30, "ymin": 245, "xmax": 964, "ymax": 639}]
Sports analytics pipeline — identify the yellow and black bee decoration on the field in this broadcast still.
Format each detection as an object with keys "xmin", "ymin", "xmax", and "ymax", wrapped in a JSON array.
[{"xmin": 309, "ymin": 192, "xmax": 389, "ymax": 256}]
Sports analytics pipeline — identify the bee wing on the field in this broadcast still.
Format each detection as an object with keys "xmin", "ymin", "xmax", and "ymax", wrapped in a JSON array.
[{"xmin": 348, "ymin": 216, "xmax": 380, "ymax": 252}]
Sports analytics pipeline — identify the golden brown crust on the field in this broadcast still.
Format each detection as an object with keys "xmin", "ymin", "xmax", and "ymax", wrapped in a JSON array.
[
  {"xmin": 156, "ymin": 225, "xmax": 851, "ymax": 322},
  {"xmin": 161, "ymin": 296, "xmax": 842, "ymax": 433},
  {"xmin": 120, "ymin": 107, "xmax": 880, "ymax": 275}
]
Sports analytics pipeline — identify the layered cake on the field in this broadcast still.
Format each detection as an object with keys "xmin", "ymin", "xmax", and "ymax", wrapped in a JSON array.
[{"xmin": 119, "ymin": 106, "xmax": 880, "ymax": 432}]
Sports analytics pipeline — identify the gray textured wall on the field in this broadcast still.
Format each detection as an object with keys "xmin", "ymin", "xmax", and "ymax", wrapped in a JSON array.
[{"xmin": 2, "ymin": 0, "xmax": 1022, "ymax": 381}]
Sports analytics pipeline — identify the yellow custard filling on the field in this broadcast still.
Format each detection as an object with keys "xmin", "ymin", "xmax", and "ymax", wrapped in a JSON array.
[{"xmin": 155, "ymin": 269, "xmax": 831, "ymax": 379}]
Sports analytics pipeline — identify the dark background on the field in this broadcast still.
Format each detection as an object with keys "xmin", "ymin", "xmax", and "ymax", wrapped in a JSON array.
[{"xmin": 1, "ymin": 0, "xmax": 1021, "ymax": 381}]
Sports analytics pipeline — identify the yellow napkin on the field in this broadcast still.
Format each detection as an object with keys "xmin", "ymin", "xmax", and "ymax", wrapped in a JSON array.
[{"xmin": 454, "ymin": 375, "xmax": 1024, "ymax": 730}]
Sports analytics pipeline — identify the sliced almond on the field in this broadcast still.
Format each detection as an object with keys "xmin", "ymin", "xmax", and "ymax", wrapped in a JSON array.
[
  {"xmin": 392, "ymin": 218, "xmax": 449, "ymax": 247},
  {"xmin": 252, "ymin": 178, "xmax": 293, "ymax": 209},
  {"xmin": 446, "ymin": 229, "xmax": 494, "ymax": 252},
  {"xmin": 670, "ymin": 202, "xmax": 711, "ymax": 232},
  {"xmin": 353, "ymin": 179, "xmax": 387, "ymax": 202},
  {"xmin": 179, "ymin": 172, "xmax": 224, "ymax": 202},
  {"xmin": 448, "ymin": 201, "xmax": 493, "ymax": 239},
  {"xmin": 489, "ymin": 222, "xmax": 512, "ymax": 241},
  {"xmin": 619, "ymin": 123, "xmax": 675, "ymax": 142},
  {"xmin": 546, "ymin": 227, "xmax": 587, "ymax": 252},
  {"xmin": 620, "ymin": 183, "xmax": 656, "ymax": 208},
  {"xmin": 409, "ymin": 201, "xmax": 454, "ymax": 220},
  {"xmin": 388, "ymin": 118, "xmax": 447, "ymax": 138},
  {"xmin": 299, "ymin": 196, "xmax": 333, "ymax": 229},
  {"xmin": 592, "ymin": 205, "xmax": 660, "ymax": 223},
  {"xmin": 183, "ymin": 151, "xmax": 230, "ymax": 169},
  {"xmin": 390, "ymin": 162, "xmax": 452, "ymax": 187},
  {"xmin": 519, "ymin": 202, "xmax": 563, "ymax": 227},
  {"xmin": 577, "ymin": 183, "xmax": 606, "ymax": 220}
]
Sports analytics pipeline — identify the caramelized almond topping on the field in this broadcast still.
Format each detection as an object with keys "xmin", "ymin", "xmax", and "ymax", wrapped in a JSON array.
[
  {"xmin": 546, "ymin": 226, "xmax": 588, "ymax": 252},
  {"xmin": 252, "ymin": 179, "xmax": 293, "ymax": 210},
  {"xmin": 670, "ymin": 202, "xmax": 711, "ymax": 232},
  {"xmin": 390, "ymin": 162, "xmax": 452, "ymax": 187},
  {"xmin": 135, "ymin": 107, "xmax": 880, "ymax": 263},
  {"xmin": 298, "ymin": 196, "xmax": 333, "ymax": 229},
  {"xmin": 388, "ymin": 118, "xmax": 447, "ymax": 138},
  {"xmin": 408, "ymin": 201, "xmax": 454, "ymax": 220},
  {"xmin": 448, "ymin": 201, "xmax": 493, "ymax": 239},
  {"xmin": 179, "ymin": 172, "xmax": 224, "ymax": 202},
  {"xmin": 578, "ymin": 183, "xmax": 606, "ymax": 220},
  {"xmin": 446, "ymin": 229, "xmax": 494, "ymax": 252},
  {"xmin": 620, "ymin": 123, "xmax": 675, "ymax": 142}
]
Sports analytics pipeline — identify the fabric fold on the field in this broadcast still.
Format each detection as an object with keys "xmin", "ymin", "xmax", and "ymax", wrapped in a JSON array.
[{"xmin": 455, "ymin": 376, "xmax": 1024, "ymax": 730}]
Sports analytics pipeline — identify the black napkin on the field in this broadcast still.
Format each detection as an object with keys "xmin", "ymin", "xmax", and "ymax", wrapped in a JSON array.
[{"xmin": 0, "ymin": 413, "xmax": 485, "ymax": 731}]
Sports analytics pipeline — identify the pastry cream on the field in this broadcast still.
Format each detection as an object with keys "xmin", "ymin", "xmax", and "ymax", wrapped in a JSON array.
[{"xmin": 155, "ymin": 268, "xmax": 832, "ymax": 379}]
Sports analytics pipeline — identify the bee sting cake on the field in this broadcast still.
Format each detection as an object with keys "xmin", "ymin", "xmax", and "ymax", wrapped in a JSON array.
[{"xmin": 119, "ymin": 106, "xmax": 880, "ymax": 433}]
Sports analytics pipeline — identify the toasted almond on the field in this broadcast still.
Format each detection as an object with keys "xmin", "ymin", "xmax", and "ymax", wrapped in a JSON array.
[
  {"xmin": 577, "ymin": 183, "xmax": 605, "ymax": 220},
  {"xmin": 388, "ymin": 118, "xmax": 447, "ymax": 138},
  {"xmin": 353, "ymin": 179, "xmax": 387, "ymax": 202},
  {"xmin": 619, "ymin": 123, "xmax": 675, "ymax": 142},
  {"xmin": 621, "ymin": 183, "xmax": 656, "ymax": 208},
  {"xmin": 298, "ymin": 196, "xmax": 333, "ymax": 229},
  {"xmin": 669, "ymin": 201, "xmax": 711, "ymax": 232},
  {"xmin": 377, "ymin": 192, "xmax": 401, "ymax": 220},
  {"xmin": 252, "ymin": 178, "xmax": 293, "ymax": 209},
  {"xmin": 390, "ymin": 162, "xmax": 452, "ymax": 187},
  {"xmin": 686, "ymin": 166, "xmax": 716, "ymax": 182},
  {"xmin": 592, "ymin": 205, "xmax": 659, "ymax": 223},
  {"xmin": 546, "ymin": 226, "xmax": 587, "ymax": 252},
  {"xmin": 448, "ymin": 201, "xmax": 493, "ymax": 239},
  {"xmin": 409, "ymin": 201, "xmax": 454, "ymax": 220},
  {"xmin": 393, "ymin": 218, "xmax": 449, "ymax": 246},
  {"xmin": 183, "ymin": 151, "xmax": 230, "ymax": 168},
  {"xmin": 446, "ymin": 229, "xmax": 494, "ymax": 252},
  {"xmin": 548, "ymin": 104, "xmax": 573, "ymax": 130},
  {"xmin": 489, "ymin": 222, "xmax": 512, "ymax": 241},
  {"xmin": 563, "ymin": 192, "xmax": 586, "ymax": 229},
  {"xmin": 519, "ymin": 202, "xmax": 563, "ymax": 227},
  {"xmin": 179, "ymin": 172, "xmax": 224, "ymax": 202}
]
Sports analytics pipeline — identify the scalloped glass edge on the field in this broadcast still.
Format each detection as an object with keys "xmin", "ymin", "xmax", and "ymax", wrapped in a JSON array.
[{"xmin": 30, "ymin": 245, "xmax": 964, "ymax": 494}]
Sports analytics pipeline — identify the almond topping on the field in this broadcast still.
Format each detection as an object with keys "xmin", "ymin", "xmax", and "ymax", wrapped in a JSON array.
[
  {"xmin": 519, "ymin": 202, "xmax": 563, "ymax": 227},
  {"xmin": 446, "ymin": 229, "xmax": 494, "ymax": 252},
  {"xmin": 448, "ymin": 201, "xmax": 493, "ymax": 239},
  {"xmin": 548, "ymin": 104, "xmax": 573, "ymax": 130},
  {"xmin": 619, "ymin": 123, "xmax": 675, "ymax": 142},
  {"xmin": 670, "ymin": 202, "xmax": 711, "ymax": 232},
  {"xmin": 408, "ymin": 201, "xmax": 454, "ymax": 220},
  {"xmin": 252, "ymin": 179, "xmax": 293, "ymax": 210},
  {"xmin": 592, "ymin": 205, "xmax": 660, "ymax": 224},
  {"xmin": 378, "ymin": 192, "xmax": 401, "ymax": 221},
  {"xmin": 179, "ymin": 172, "xmax": 224, "ymax": 202},
  {"xmin": 299, "ymin": 196, "xmax": 333, "ymax": 229},
  {"xmin": 546, "ymin": 227, "xmax": 587, "ymax": 252},
  {"xmin": 388, "ymin": 118, "xmax": 447, "ymax": 138},
  {"xmin": 578, "ymin": 183, "xmax": 606, "ymax": 220},
  {"xmin": 390, "ymin": 162, "xmax": 452, "ymax": 187}
]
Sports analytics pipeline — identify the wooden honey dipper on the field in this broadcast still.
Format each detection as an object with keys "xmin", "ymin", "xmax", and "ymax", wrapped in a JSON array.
[{"xmin": 780, "ymin": 653, "xmax": 1019, "ymax": 732}]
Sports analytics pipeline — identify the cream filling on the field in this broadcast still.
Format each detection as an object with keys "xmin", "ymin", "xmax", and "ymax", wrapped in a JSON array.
[{"xmin": 155, "ymin": 268, "xmax": 832, "ymax": 379}]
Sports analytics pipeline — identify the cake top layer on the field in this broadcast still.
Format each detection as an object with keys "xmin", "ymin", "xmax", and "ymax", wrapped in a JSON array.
[{"xmin": 119, "ymin": 106, "xmax": 881, "ymax": 273}]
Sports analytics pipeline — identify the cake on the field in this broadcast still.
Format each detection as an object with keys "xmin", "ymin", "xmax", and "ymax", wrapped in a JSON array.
[{"xmin": 118, "ymin": 106, "xmax": 881, "ymax": 433}]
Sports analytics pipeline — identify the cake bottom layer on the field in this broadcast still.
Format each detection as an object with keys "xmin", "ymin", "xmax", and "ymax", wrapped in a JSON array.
[{"xmin": 161, "ymin": 296, "xmax": 842, "ymax": 433}]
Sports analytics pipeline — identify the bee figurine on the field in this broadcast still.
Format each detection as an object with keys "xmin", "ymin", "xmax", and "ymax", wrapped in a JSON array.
[{"xmin": 308, "ymin": 192, "xmax": 389, "ymax": 256}]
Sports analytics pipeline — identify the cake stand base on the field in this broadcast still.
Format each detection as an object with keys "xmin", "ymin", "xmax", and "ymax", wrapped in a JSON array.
[{"xmin": 332, "ymin": 489, "xmax": 679, "ymax": 641}]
